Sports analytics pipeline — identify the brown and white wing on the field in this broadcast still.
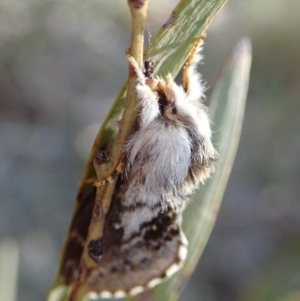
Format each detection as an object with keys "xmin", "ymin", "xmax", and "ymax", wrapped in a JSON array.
[{"xmin": 84, "ymin": 182, "xmax": 188, "ymax": 298}]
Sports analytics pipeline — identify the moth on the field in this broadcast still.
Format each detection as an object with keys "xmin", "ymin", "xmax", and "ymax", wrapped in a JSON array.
[{"xmin": 71, "ymin": 38, "xmax": 216, "ymax": 300}]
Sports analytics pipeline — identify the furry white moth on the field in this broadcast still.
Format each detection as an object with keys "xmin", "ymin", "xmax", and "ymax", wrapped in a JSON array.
[{"xmin": 84, "ymin": 39, "xmax": 217, "ymax": 298}]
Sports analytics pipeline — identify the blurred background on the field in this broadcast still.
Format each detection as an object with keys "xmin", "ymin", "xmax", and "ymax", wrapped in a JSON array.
[{"xmin": 0, "ymin": 0, "xmax": 300, "ymax": 300}]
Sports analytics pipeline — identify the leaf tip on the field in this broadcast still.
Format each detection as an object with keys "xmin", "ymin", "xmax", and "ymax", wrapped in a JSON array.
[{"xmin": 233, "ymin": 37, "xmax": 252, "ymax": 57}]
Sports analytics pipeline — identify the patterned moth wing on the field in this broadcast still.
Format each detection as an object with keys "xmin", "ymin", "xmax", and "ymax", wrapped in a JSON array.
[
  {"xmin": 85, "ymin": 178, "xmax": 188, "ymax": 298},
  {"xmin": 73, "ymin": 38, "xmax": 216, "ymax": 299}
]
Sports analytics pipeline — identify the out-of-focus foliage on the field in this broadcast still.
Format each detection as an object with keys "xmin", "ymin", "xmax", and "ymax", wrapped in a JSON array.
[
  {"xmin": 0, "ymin": 0, "xmax": 299, "ymax": 301},
  {"xmin": 237, "ymin": 239, "xmax": 300, "ymax": 301},
  {"xmin": 0, "ymin": 238, "xmax": 19, "ymax": 301}
]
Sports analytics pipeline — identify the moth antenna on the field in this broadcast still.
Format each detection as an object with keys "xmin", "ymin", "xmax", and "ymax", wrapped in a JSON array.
[
  {"xmin": 126, "ymin": 49, "xmax": 146, "ymax": 85},
  {"xmin": 182, "ymin": 34, "xmax": 206, "ymax": 99}
]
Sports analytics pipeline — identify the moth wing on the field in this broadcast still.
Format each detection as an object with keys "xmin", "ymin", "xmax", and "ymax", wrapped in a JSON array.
[{"xmin": 84, "ymin": 189, "xmax": 188, "ymax": 298}]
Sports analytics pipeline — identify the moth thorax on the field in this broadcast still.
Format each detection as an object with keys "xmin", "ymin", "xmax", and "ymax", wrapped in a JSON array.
[{"xmin": 158, "ymin": 93, "xmax": 176, "ymax": 117}]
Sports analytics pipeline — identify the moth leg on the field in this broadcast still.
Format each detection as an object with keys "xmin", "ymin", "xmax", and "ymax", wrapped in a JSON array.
[
  {"xmin": 182, "ymin": 35, "xmax": 206, "ymax": 93},
  {"xmin": 93, "ymin": 161, "xmax": 124, "ymax": 187},
  {"xmin": 78, "ymin": 177, "xmax": 96, "ymax": 186}
]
